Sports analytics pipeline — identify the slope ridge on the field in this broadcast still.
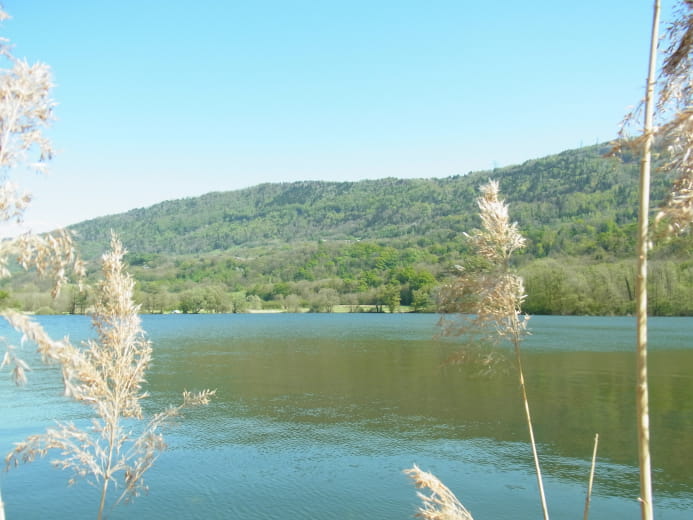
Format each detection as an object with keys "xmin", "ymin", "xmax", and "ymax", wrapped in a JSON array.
[{"xmin": 70, "ymin": 143, "xmax": 660, "ymax": 260}]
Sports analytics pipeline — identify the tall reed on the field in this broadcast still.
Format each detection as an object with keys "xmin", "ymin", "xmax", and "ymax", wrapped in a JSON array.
[
  {"xmin": 633, "ymin": 4, "xmax": 660, "ymax": 518},
  {"xmin": 611, "ymin": 2, "xmax": 693, "ymax": 518},
  {"xmin": 435, "ymin": 180, "xmax": 549, "ymax": 519}
]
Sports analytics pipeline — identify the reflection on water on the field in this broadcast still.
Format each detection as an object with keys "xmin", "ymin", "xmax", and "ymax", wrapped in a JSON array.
[{"xmin": 0, "ymin": 314, "xmax": 691, "ymax": 519}]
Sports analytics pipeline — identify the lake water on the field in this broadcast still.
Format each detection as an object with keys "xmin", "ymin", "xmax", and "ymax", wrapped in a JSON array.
[{"xmin": 0, "ymin": 314, "xmax": 691, "ymax": 519}]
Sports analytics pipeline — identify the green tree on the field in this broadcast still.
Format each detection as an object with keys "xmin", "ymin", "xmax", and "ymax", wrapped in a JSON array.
[
  {"xmin": 202, "ymin": 286, "xmax": 229, "ymax": 313},
  {"xmin": 0, "ymin": 289, "xmax": 11, "ymax": 308},
  {"xmin": 411, "ymin": 288, "xmax": 433, "ymax": 313},
  {"xmin": 68, "ymin": 286, "xmax": 89, "ymax": 315},
  {"xmin": 383, "ymin": 284, "xmax": 401, "ymax": 313},
  {"xmin": 283, "ymin": 294, "xmax": 302, "ymax": 313},
  {"xmin": 309, "ymin": 288, "xmax": 338, "ymax": 313},
  {"xmin": 229, "ymin": 291, "xmax": 249, "ymax": 313},
  {"xmin": 179, "ymin": 289, "xmax": 206, "ymax": 314}
]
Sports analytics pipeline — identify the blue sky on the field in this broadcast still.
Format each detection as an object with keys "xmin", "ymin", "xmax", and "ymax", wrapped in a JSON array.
[{"xmin": 0, "ymin": 1, "xmax": 672, "ymax": 233}]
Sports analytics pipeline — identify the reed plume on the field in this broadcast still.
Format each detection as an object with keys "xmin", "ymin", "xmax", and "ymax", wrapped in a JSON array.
[
  {"xmin": 653, "ymin": 0, "xmax": 693, "ymax": 235},
  {"xmin": 0, "ymin": 6, "xmax": 84, "ymax": 386},
  {"xmin": 438, "ymin": 180, "xmax": 528, "ymax": 340},
  {"xmin": 437, "ymin": 180, "xmax": 549, "ymax": 520},
  {"xmin": 615, "ymin": 0, "xmax": 693, "ymax": 237},
  {"xmin": 404, "ymin": 464, "xmax": 474, "ymax": 520},
  {"xmin": 5, "ymin": 234, "xmax": 214, "ymax": 519}
]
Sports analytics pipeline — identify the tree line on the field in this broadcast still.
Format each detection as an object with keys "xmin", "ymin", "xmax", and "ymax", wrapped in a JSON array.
[{"xmin": 3, "ymin": 237, "xmax": 691, "ymax": 316}]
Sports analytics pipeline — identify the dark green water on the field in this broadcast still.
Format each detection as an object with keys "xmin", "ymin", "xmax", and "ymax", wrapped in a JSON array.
[{"xmin": 0, "ymin": 314, "xmax": 691, "ymax": 519}]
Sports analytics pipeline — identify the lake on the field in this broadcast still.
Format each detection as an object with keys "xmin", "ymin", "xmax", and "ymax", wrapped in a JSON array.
[{"xmin": 0, "ymin": 314, "xmax": 691, "ymax": 519}]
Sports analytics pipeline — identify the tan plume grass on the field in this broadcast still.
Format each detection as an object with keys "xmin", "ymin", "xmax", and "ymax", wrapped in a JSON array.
[
  {"xmin": 404, "ymin": 464, "xmax": 474, "ymax": 520},
  {"xmin": 437, "ymin": 180, "xmax": 549, "ymax": 520},
  {"xmin": 617, "ymin": 3, "xmax": 662, "ymax": 519},
  {"xmin": 0, "ymin": 46, "xmax": 55, "ymax": 176},
  {"xmin": 654, "ymin": 108, "xmax": 693, "ymax": 234},
  {"xmin": 466, "ymin": 180, "xmax": 526, "ymax": 265},
  {"xmin": 438, "ymin": 180, "xmax": 529, "ymax": 342}
]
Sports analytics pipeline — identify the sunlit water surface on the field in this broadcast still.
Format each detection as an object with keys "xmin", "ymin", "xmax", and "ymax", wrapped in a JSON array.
[{"xmin": 1, "ymin": 314, "xmax": 691, "ymax": 519}]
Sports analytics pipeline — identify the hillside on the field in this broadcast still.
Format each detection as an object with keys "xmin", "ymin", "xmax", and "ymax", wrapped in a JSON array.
[
  {"xmin": 3, "ymin": 143, "xmax": 692, "ymax": 316},
  {"xmin": 70, "ymin": 143, "xmax": 664, "ymax": 260}
]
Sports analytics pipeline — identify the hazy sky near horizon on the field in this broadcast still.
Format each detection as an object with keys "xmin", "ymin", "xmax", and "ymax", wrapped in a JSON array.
[{"xmin": 0, "ymin": 1, "xmax": 673, "ymax": 234}]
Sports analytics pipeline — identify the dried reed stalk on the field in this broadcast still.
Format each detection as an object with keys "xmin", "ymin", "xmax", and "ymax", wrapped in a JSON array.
[
  {"xmin": 634, "ymin": 3, "xmax": 660, "ymax": 519},
  {"xmin": 583, "ymin": 433, "xmax": 599, "ymax": 520},
  {"xmin": 404, "ymin": 465, "xmax": 474, "ymax": 520},
  {"xmin": 613, "ymin": 2, "xmax": 693, "ymax": 518}
]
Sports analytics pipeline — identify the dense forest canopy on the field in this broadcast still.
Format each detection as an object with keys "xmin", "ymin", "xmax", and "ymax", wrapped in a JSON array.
[
  {"xmin": 3, "ymin": 143, "xmax": 692, "ymax": 315},
  {"xmin": 71, "ymin": 143, "xmax": 655, "ymax": 258}
]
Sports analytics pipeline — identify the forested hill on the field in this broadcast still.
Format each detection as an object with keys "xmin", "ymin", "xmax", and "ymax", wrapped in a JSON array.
[
  {"xmin": 71, "ymin": 143, "xmax": 668, "ymax": 261},
  {"xmin": 5, "ymin": 142, "xmax": 690, "ymax": 316}
]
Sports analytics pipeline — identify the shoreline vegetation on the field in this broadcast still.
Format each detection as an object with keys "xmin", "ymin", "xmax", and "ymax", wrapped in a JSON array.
[
  {"xmin": 22, "ymin": 307, "xmax": 655, "ymax": 316},
  {"xmin": 16, "ymin": 266, "xmax": 689, "ymax": 317},
  {"xmin": 25, "ymin": 305, "xmax": 416, "ymax": 315}
]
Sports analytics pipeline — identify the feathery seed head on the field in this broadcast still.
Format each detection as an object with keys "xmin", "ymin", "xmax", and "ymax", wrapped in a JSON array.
[{"xmin": 404, "ymin": 464, "xmax": 474, "ymax": 520}]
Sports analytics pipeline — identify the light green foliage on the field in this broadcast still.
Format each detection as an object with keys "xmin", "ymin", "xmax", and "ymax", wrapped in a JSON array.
[
  {"xmin": 382, "ymin": 284, "xmax": 401, "ymax": 313},
  {"xmin": 229, "ymin": 291, "xmax": 250, "ymax": 313}
]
